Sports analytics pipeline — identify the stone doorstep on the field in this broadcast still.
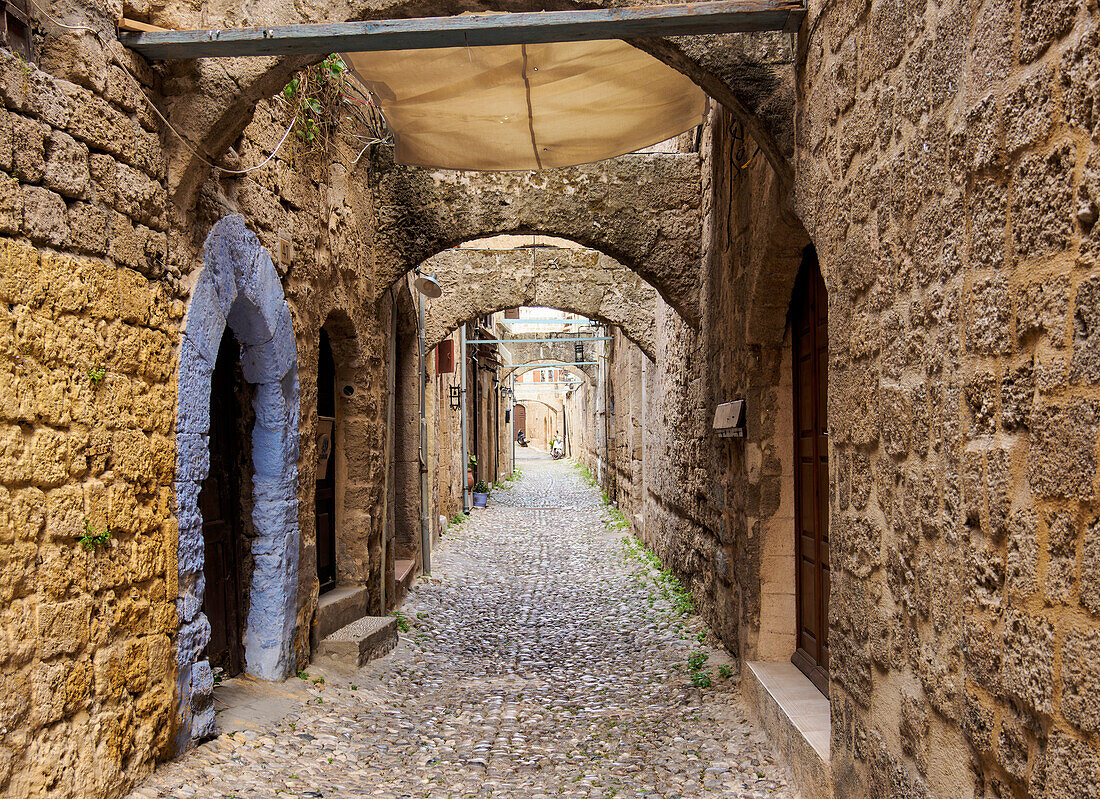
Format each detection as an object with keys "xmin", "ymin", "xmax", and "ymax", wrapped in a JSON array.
[
  {"xmin": 311, "ymin": 584, "xmax": 370, "ymax": 648},
  {"xmin": 395, "ymin": 558, "xmax": 416, "ymax": 586},
  {"xmin": 314, "ymin": 615, "xmax": 399, "ymax": 669},
  {"xmin": 744, "ymin": 661, "xmax": 833, "ymax": 799}
]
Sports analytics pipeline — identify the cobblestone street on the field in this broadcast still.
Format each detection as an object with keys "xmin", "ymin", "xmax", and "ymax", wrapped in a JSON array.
[{"xmin": 130, "ymin": 452, "xmax": 793, "ymax": 799}]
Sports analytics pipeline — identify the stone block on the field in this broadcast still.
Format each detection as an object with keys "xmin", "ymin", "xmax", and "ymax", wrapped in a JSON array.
[
  {"xmin": 1062, "ymin": 627, "xmax": 1100, "ymax": 734},
  {"xmin": 1030, "ymin": 730, "xmax": 1100, "ymax": 798},
  {"xmin": 10, "ymin": 114, "xmax": 44, "ymax": 183},
  {"xmin": 173, "ymin": 433, "xmax": 210, "ymax": 484},
  {"xmin": 1061, "ymin": 20, "xmax": 1100, "ymax": 140},
  {"xmin": 59, "ymin": 79, "xmax": 135, "ymax": 160},
  {"xmin": 37, "ymin": 33, "xmax": 108, "ymax": 94},
  {"xmin": 314, "ymin": 615, "xmax": 398, "ymax": 669},
  {"xmin": 1001, "ymin": 609, "xmax": 1054, "ymax": 714},
  {"xmin": 1005, "ymin": 65, "xmax": 1054, "ymax": 153},
  {"xmin": 175, "ymin": 614, "xmax": 211, "ymax": 667},
  {"xmin": 240, "ymin": 308, "xmax": 296, "ymax": 383},
  {"xmin": 1072, "ymin": 276, "xmax": 1100, "ymax": 383},
  {"xmin": 967, "ymin": 276, "xmax": 1012, "ymax": 355},
  {"xmin": 1028, "ymin": 400, "xmax": 1099, "ymax": 500},
  {"xmin": 0, "ymin": 173, "xmax": 22, "ymax": 235},
  {"xmin": 43, "ymin": 129, "xmax": 89, "ymax": 200},
  {"xmin": 1006, "ymin": 509, "xmax": 1038, "ymax": 601},
  {"xmin": 176, "ymin": 338, "xmax": 214, "ymax": 435},
  {"xmin": 1019, "ymin": 0, "xmax": 1081, "ymax": 64},
  {"xmin": 995, "ymin": 709, "xmax": 1032, "ymax": 782},
  {"xmin": 1083, "ymin": 519, "xmax": 1100, "ymax": 616},
  {"xmin": 36, "ymin": 598, "xmax": 90, "ymax": 659},
  {"xmin": 21, "ymin": 184, "xmax": 68, "ymax": 247},
  {"xmin": 1013, "ymin": 144, "xmax": 1075, "ymax": 263},
  {"xmin": 67, "ymin": 201, "xmax": 107, "ymax": 255}
]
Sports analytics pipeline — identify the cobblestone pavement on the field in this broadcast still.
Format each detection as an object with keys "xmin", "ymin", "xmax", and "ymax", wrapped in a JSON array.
[{"xmin": 130, "ymin": 452, "xmax": 794, "ymax": 799}]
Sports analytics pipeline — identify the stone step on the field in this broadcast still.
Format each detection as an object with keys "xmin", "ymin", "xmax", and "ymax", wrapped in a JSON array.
[
  {"xmin": 311, "ymin": 585, "xmax": 370, "ymax": 648},
  {"xmin": 314, "ymin": 615, "xmax": 398, "ymax": 669}
]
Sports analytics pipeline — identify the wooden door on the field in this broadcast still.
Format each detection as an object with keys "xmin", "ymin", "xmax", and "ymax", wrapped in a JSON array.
[
  {"xmin": 791, "ymin": 246, "xmax": 830, "ymax": 697},
  {"xmin": 514, "ymin": 404, "xmax": 526, "ymax": 437},
  {"xmin": 316, "ymin": 330, "xmax": 338, "ymax": 595},
  {"xmin": 201, "ymin": 331, "xmax": 245, "ymax": 677}
]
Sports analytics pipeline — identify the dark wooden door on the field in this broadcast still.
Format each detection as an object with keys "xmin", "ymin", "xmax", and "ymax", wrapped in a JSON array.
[
  {"xmin": 201, "ymin": 331, "xmax": 245, "ymax": 677},
  {"xmin": 791, "ymin": 246, "xmax": 830, "ymax": 697},
  {"xmin": 316, "ymin": 330, "xmax": 338, "ymax": 595},
  {"xmin": 514, "ymin": 404, "xmax": 526, "ymax": 437}
]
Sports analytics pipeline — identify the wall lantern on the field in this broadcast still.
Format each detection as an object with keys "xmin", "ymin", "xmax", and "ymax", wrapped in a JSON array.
[
  {"xmin": 574, "ymin": 342, "xmax": 584, "ymax": 363},
  {"xmin": 449, "ymin": 384, "xmax": 461, "ymax": 410},
  {"xmin": 413, "ymin": 269, "xmax": 443, "ymax": 298},
  {"xmin": 713, "ymin": 400, "xmax": 746, "ymax": 438}
]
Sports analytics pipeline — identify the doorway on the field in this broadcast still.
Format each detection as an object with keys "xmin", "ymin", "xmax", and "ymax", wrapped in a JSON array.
[
  {"xmin": 316, "ymin": 329, "xmax": 338, "ymax": 595},
  {"xmin": 201, "ymin": 331, "xmax": 246, "ymax": 677},
  {"xmin": 791, "ymin": 245, "xmax": 830, "ymax": 697},
  {"xmin": 514, "ymin": 403, "xmax": 526, "ymax": 440}
]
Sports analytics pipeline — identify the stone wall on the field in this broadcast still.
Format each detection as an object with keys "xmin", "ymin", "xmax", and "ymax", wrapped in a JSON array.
[
  {"xmin": 0, "ymin": 40, "xmax": 179, "ymax": 796},
  {"xmin": 793, "ymin": 0, "xmax": 1100, "ymax": 795}
]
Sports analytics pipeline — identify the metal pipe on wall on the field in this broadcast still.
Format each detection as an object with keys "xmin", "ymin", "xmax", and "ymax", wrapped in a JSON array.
[
  {"xmin": 459, "ymin": 325, "xmax": 470, "ymax": 513},
  {"xmin": 418, "ymin": 291, "xmax": 431, "ymax": 575}
]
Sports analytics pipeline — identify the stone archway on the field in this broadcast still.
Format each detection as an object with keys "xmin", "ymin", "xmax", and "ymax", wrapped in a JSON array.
[
  {"xmin": 505, "ymin": 361, "xmax": 592, "ymax": 387},
  {"xmin": 420, "ymin": 244, "xmax": 659, "ymax": 360},
  {"xmin": 174, "ymin": 214, "xmax": 301, "ymax": 750}
]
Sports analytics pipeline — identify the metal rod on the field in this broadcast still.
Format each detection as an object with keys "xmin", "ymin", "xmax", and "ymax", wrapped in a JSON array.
[
  {"xmin": 500, "ymin": 319, "xmax": 594, "ymax": 324},
  {"xmin": 468, "ymin": 338, "xmax": 611, "ymax": 345},
  {"xmin": 119, "ymin": 1, "xmax": 807, "ymax": 59},
  {"xmin": 505, "ymin": 361, "xmax": 598, "ymax": 368},
  {"xmin": 418, "ymin": 290, "xmax": 431, "ymax": 575},
  {"xmin": 459, "ymin": 325, "xmax": 470, "ymax": 514}
]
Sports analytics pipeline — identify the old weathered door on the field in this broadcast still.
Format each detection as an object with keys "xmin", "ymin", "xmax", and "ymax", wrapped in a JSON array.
[
  {"xmin": 514, "ymin": 404, "xmax": 526, "ymax": 438},
  {"xmin": 316, "ymin": 330, "xmax": 338, "ymax": 595},
  {"xmin": 201, "ymin": 332, "xmax": 245, "ymax": 676},
  {"xmin": 791, "ymin": 246, "xmax": 830, "ymax": 697}
]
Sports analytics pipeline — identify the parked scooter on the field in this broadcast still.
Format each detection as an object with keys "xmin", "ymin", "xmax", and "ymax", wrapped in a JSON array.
[
  {"xmin": 551, "ymin": 438, "xmax": 565, "ymax": 459},
  {"xmin": 517, "ymin": 430, "xmax": 529, "ymax": 447}
]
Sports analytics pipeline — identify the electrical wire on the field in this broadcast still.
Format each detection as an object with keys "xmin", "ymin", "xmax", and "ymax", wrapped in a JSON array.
[{"xmin": 25, "ymin": 0, "xmax": 299, "ymax": 176}]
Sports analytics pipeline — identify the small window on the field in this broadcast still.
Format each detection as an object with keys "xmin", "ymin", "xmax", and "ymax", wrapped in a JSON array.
[{"xmin": 1, "ymin": 1, "xmax": 31, "ymax": 63}]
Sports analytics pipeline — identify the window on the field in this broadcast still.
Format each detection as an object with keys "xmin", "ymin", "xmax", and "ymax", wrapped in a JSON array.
[{"xmin": 1, "ymin": 1, "xmax": 31, "ymax": 63}]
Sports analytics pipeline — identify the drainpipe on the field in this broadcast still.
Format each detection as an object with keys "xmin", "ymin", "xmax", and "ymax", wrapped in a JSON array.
[
  {"xmin": 418, "ymin": 291, "xmax": 431, "ymax": 575},
  {"xmin": 459, "ymin": 325, "xmax": 470, "ymax": 513},
  {"xmin": 511, "ymin": 374, "xmax": 516, "ymax": 474}
]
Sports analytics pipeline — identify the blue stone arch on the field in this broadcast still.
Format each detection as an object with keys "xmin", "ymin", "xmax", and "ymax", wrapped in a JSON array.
[{"xmin": 173, "ymin": 214, "xmax": 301, "ymax": 750}]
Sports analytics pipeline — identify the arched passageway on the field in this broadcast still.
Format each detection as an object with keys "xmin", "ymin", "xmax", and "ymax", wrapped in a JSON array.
[{"xmin": 174, "ymin": 214, "xmax": 301, "ymax": 748}]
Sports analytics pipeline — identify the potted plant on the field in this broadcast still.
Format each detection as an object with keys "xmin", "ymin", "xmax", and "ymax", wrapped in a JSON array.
[
  {"xmin": 472, "ymin": 480, "xmax": 490, "ymax": 507},
  {"xmin": 467, "ymin": 455, "xmax": 477, "ymax": 489}
]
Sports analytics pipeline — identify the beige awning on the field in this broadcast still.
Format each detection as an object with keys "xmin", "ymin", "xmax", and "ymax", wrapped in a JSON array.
[{"xmin": 343, "ymin": 39, "xmax": 706, "ymax": 171}]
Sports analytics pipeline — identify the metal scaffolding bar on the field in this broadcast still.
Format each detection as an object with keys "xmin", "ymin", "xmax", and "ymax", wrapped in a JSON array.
[
  {"xmin": 468, "ymin": 338, "xmax": 611, "ymax": 345},
  {"xmin": 119, "ymin": 1, "xmax": 806, "ymax": 59}
]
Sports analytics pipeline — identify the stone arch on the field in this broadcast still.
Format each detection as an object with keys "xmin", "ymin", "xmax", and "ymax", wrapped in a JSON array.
[
  {"xmin": 174, "ymin": 214, "xmax": 301, "ymax": 750},
  {"xmin": 372, "ymin": 156, "xmax": 703, "ymax": 325},
  {"xmin": 420, "ymin": 244, "xmax": 658, "ymax": 359},
  {"xmin": 504, "ymin": 360, "xmax": 592, "ymax": 387},
  {"xmin": 156, "ymin": 1, "xmax": 796, "ymax": 209}
]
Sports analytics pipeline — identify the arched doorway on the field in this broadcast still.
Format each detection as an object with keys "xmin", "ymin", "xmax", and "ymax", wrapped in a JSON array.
[
  {"xmin": 790, "ymin": 245, "xmax": 829, "ymax": 696},
  {"xmin": 200, "ymin": 331, "xmax": 246, "ymax": 677},
  {"xmin": 316, "ymin": 329, "xmax": 338, "ymax": 595},
  {"xmin": 514, "ymin": 403, "xmax": 526, "ymax": 439}
]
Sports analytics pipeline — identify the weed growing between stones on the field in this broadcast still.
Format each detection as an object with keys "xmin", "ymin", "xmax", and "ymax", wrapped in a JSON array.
[
  {"xmin": 77, "ymin": 518, "xmax": 111, "ymax": 550},
  {"xmin": 391, "ymin": 610, "xmax": 411, "ymax": 632},
  {"xmin": 620, "ymin": 536, "xmax": 695, "ymax": 617},
  {"xmin": 573, "ymin": 461, "xmax": 598, "ymax": 487},
  {"xmin": 86, "ymin": 366, "xmax": 106, "ymax": 387}
]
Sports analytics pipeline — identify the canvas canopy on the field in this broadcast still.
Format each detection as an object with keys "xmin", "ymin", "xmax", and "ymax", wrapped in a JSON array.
[{"xmin": 343, "ymin": 39, "xmax": 706, "ymax": 171}]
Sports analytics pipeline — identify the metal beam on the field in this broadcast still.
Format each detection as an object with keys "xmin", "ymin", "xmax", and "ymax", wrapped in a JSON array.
[
  {"xmin": 500, "ymin": 319, "xmax": 594, "ymax": 324},
  {"xmin": 469, "ymin": 337, "xmax": 611, "ymax": 345},
  {"xmin": 118, "ymin": 1, "xmax": 806, "ymax": 60}
]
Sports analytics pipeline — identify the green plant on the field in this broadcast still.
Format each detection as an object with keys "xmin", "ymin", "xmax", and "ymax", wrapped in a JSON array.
[
  {"xmin": 78, "ymin": 518, "xmax": 111, "ymax": 551},
  {"xmin": 468, "ymin": 454, "xmax": 478, "ymax": 468},
  {"xmin": 87, "ymin": 366, "xmax": 106, "ymax": 387},
  {"xmin": 718, "ymin": 664, "xmax": 733, "ymax": 679},
  {"xmin": 687, "ymin": 651, "xmax": 709, "ymax": 670},
  {"xmin": 696, "ymin": 629, "xmax": 707, "ymax": 644},
  {"xmin": 451, "ymin": 511, "xmax": 468, "ymax": 525},
  {"xmin": 690, "ymin": 670, "xmax": 713, "ymax": 688},
  {"xmin": 296, "ymin": 670, "xmax": 310, "ymax": 680},
  {"xmin": 473, "ymin": 480, "xmax": 490, "ymax": 494},
  {"xmin": 391, "ymin": 610, "xmax": 410, "ymax": 632}
]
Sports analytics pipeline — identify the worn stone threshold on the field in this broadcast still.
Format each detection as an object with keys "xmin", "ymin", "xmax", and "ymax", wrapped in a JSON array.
[{"xmin": 744, "ymin": 660, "xmax": 833, "ymax": 799}]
